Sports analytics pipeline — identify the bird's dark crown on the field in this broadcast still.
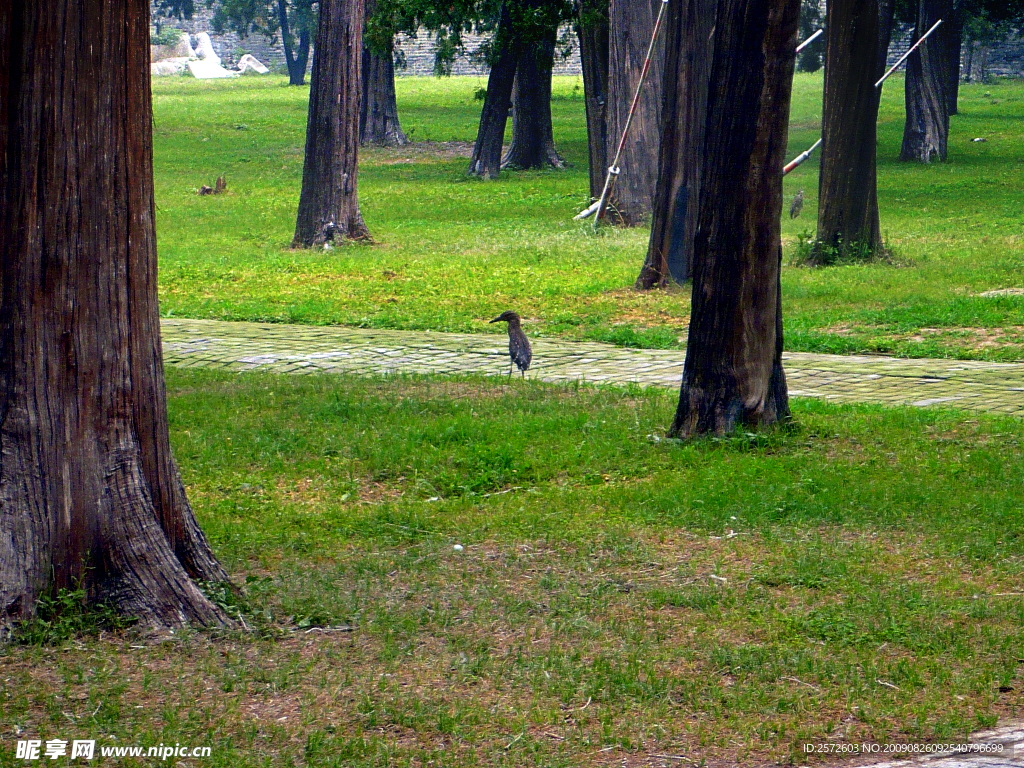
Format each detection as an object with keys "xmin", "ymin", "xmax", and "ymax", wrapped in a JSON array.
[{"xmin": 489, "ymin": 310, "xmax": 521, "ymax": 325}]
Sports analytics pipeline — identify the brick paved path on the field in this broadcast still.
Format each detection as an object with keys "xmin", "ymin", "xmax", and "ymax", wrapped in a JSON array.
[{"xmin": 162, "ymin": 319, "xmax": 1024, "ymax": 416}]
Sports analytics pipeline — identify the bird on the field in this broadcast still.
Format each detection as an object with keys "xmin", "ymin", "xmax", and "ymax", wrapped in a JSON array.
[
  {"xmin": 489, "ymin": 310, "xmax": 532, "ymax": 379},
  {"xmin": 790, "ymin": 189, "xmax": 804, "ymax": 219}
]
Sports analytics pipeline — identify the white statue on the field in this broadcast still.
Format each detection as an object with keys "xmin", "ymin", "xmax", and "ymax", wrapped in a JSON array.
[
  {"xmin": 237, "ymin": 54, "xmax": 270, "ymax": 74},
  {"xmin": 150, "ymin": 32, "xmax": 197, "ymax": 76},
  {"xmin": 193, "ymin": 33, "xmax": 221, "ymax": 66},
  {"xmin": 187, "ymin": 33, "xmax": 239, "ymax": 78}
]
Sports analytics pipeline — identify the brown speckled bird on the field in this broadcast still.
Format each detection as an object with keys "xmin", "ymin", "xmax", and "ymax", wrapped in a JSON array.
[
  {"xmin": 490, "ymin": 311, "xmax": 532, "ymax": 378},
  {"xmin": 790, "ymin": 189, "xmax": 804, "ymax": 219}
]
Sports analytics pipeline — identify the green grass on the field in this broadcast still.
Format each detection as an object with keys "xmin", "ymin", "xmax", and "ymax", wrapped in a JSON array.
[
  {"xmin": 153, "ymin": 73, "xmax": 1024, "ymax": 361},
  {"xmin": 2, "ymin": 370, "xmax": 1022, "ymax": 766}
]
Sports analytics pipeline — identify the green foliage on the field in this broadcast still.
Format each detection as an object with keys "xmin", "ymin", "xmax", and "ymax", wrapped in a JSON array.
[
  {"xmin": 12, "ymin": 588, "xmax": 135, "ymax": 646},
  {"xmin": 209, "ymin": 0, "xmax": 316, "ymax": 57},
  {"xmin": 797, "ymin": 0, "xmax": 823, "ymax": 73},
  {"xmin": 151, "ymin": 25, "xmax": 185, "ymax": 47}
]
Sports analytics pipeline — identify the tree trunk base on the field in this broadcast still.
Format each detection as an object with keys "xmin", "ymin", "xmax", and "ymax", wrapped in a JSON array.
[
  {"xmin": 500, "ymin": 143, "xmax": 566, "ymax": 171},
  {"xmin": 668, "ymin": 361, "xmax": 791, "ymax": 438},
  {"xmin": 634, "ymin": 253, "xmax": 670, "ymax": 290}
]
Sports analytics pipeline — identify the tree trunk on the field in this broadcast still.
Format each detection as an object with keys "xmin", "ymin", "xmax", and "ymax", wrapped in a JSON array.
[
  {"xmin": 811, "ymin": 0, "xmax": 886, "ymax": 264},
  {"xmin": 943, "ymin": 8, "xmax": 963, "ymax": 116},
  {"xmin": 294, "ymin": 0, "xmax": 370, "ymax": 246},
  {"xmin": 667, "ymin": 0, "xmax": 799, "ymax": 438},
  {"xmin": 576, "ymin": 1, "xmax": 609, "ymax": 201},
  {"xmin": 638, "ymin": 0, "xmax": 716, "ymax": 288},
  {"xmin": 468, "ymin": 2, "xmax": 519, "ymax": 178},
  {"xmin": 0, "ymin": 0, "xmax": 230, "ymax": 630},
  {"xmin": 501, "ymin": 25, "xmax": 565, "ymax": 170},
  {"xmin": 877, "ymin": 0, "xmax": 897, "ymax": 76},
  {"xmin": 279, "ymin": 0, "xmax": 310, "ymax": 86},
  {"xmin": 361, "ymin": 41, "xmax": 408, "ymax": 146},
  {"xmin": 295, "ymin": 27, "xmax": 311, "ymax": 84},
  {"xmin": 899, "ymin": 0, "xmax": 953, "ymax": 163},
  {"xmin": 604, "ymin": 0, "xmax": 665, "ymax": 225}
]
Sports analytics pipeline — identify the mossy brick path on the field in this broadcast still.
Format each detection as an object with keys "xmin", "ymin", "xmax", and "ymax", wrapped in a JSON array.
[{"xmin": 161, "ymin": 319, "xmax": 1024, "ymax": 416}]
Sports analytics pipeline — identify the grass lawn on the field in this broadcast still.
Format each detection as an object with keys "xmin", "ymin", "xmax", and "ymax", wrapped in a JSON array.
[
  {"xmin": 153, "ymin": 73, "xmax": 1024, "ymax": 360},
  {"xmin": 2, "ymin": 370, "xmax": 1023, "ymax": 766}
]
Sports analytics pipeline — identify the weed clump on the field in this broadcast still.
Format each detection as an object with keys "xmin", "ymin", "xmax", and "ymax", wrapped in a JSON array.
[
  {"xmin": 11, "ymin": 588, "xmax": 135, "ymax": 646},
  {"xmin": 793, "ymin": 230, "xmax": 894, "ymax": 267}
]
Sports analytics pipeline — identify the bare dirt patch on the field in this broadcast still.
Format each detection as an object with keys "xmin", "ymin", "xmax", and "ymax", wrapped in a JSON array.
[{"xmin": 362, "ymin": 141, "xmax": 475, "ymax": 165}]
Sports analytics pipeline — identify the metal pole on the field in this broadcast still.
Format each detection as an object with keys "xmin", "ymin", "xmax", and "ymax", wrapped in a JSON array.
[
  {"xmin": 783, "ymin": 138, "xmax": 822, "ymax": 175},
  {"xmin": 875, "ymin": 19, "xmax": 943, "ymax": 88},
  {"xmin": 781, "ymin": 22, "xmax": 935, "ymax": 179},
  {"xmin": 589, "ymin": 0, "xmax": 670, "ymax": 230},
  {"xmin": 796, "ymin": 28, "xmax": 823, "ymax": 54}
]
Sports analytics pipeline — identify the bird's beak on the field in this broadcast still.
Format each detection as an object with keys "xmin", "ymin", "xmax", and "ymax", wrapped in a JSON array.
[{"xmin": 489, "ymin": 316, "xmax": 502, "ymax": 323}]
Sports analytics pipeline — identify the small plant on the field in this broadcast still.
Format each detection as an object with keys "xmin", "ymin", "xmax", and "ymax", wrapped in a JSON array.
[
  {"xmin": 12, "ymin": 588, "xmax": 135, "ymax": 645},
  {"xmin": 793, "ymin": 228, "xmax": 816, "ymax": 264},
  {"xmin": 795, "ymin": 232, "xmax": 890, "ymax": 267},
  {"xmin": 151, "ymin": 26, "xmax": 184, "ymax": 48}
]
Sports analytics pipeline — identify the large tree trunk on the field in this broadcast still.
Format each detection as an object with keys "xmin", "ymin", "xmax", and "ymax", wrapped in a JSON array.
[
  {"xmin": 279, "ymin": 0, "xmax": 311, "ymax": 86},
  {"xmin": 638, "ymin": 0, "xmax": 716, "ymax": 288},
  {"xmin": 361, "ymin": 42, "xmax": 408, "ymax": 146},
  {"xmin": 899, "ymin": 0, "xmax": 953, "ymax": 163},
  {"xmin": 0, "ymin": 0, "xmax": 230, "ymax": 630},
  {"xmin": 577, "ymin": 0, "xmax": 610, "ymax": 201},
  {"xmin": 942, "ymin": 7, "xmax": 963, "ymax": 116},
  {"xmin": 667, "ymin": 0, "xmax": 799, "ymax": 438},
  {"xmin": 604, "ymin": 0, "xmax": 665, "ymax": 225},
  {"xmin": 811, "ymin": 0, "xmax": 887, "ymax": 264},
  {"xmin": 468, "ymin": 2, "xmax": 519, "ymax": 178},
  {"xmin": 501, "ymin": 26, "xmax": 565, "ymax": 170},
  {"xmin": 877, "ymin": 0, "xmax": 897, "ymax": 75},
  {"xmin": 294, "ymin": 0, "xmax": 370, "ymax": 246}
]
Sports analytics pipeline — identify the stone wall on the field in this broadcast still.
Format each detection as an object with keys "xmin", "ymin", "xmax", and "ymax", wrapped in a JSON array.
[
  {"xmin": 886, "ymin": 22, "xmax": 1024, "ymax": 80},
  {"xmin": 394, "ymin": 28, "xmax": 582, "ymax": 77}
]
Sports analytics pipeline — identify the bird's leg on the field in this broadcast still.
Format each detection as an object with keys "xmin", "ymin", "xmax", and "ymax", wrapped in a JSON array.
[{"xmin": 508, "ymin": 364, "xmax": 513, "ymax": 379}]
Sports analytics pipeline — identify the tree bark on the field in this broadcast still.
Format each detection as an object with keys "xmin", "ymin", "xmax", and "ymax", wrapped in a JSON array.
[
  {"xmin": 294, "ymin": 0, "xmax": 370, "ymax": 246},
  {"xmin": 811, "ymin": 0, "xmax": 887, "ymax": 264},
  {"xmin": 468, "ymin": 2, "xmax": 519, "ymax": 178},
  {"xmin": 361, "ymin": 41, "xmax": 408, "ymax": 146},
  {"xmin": 877, "ymin": 0, "xmax": 897, "ymax": 76},
  {"xmin": 577, "ymin": 1, "xmax": 609, "ymax": 201},
  {"xmin": 501, "ymin": 25, "xmax": 566, "ymax": 170},
  {"xmin": 604, "ymin": 0, "xmax": 665, "ymax": 225},
  {"xmin": 942, "ymin": 8, "xmax": 963, "ymax": 116},
  {"xmin": 278, "ymin": 0, "xmax": 311, "ymax": 86},
  {"xmin": 0, "ymin": 0, "xmax": 230, "ymax": 630},
  {"xmin": 638, "ymin": 0, "xmax": 716, "ymax": 288},
  {"xmin": 899, "ymin": 0, "xmax": 953, "ymax": 163},
  {"xmin": 667, "ymin": 0, "xmax": 799, "ymax": 438}
]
